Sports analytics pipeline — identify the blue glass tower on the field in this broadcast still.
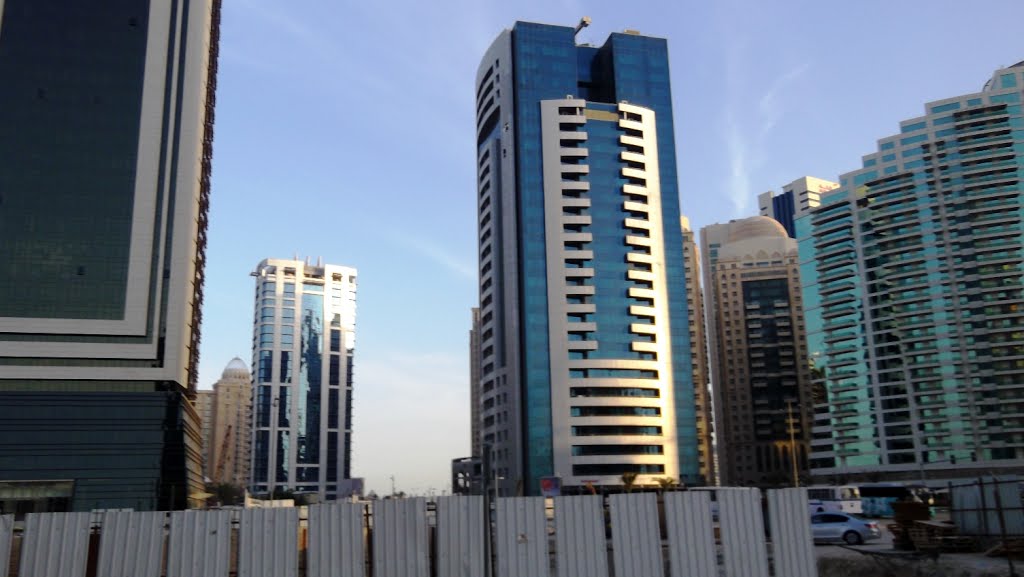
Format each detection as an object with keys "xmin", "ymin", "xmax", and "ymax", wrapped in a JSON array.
[{"xmin": 475, "ymin": 22, "xmax": 698, "ymax": 495}]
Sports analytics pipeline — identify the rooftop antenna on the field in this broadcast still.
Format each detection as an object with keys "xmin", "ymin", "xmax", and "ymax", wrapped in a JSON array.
[{"xmin": 574, "ymin": 16, "xmax": 591, "ymax": 38}]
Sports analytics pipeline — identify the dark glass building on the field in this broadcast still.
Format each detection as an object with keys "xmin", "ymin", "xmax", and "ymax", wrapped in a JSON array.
[
  {"xmin": 475, "ymin": 21, "xmax": 699, "ymax": 495},
  {"xmin": 0, "ymin": 0, "xmax": 221, "ymax": 512}
]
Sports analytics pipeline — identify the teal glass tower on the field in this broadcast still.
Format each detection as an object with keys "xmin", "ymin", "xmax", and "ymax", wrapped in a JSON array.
[
  {"xmin": 475, "ymin": 21, "xmax": 699, "ymax": 495},
  {"xmin": 799, "ymin": 62, "xmax": 1024, "ymax": 483},
  {"xmin": 0, "ymin": 0, "xmax": 220, "ymax": 511}
]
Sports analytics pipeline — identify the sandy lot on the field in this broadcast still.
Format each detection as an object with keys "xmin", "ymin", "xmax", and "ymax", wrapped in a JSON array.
[{"xmin": 816, "ymin": 530, "xmax": 1020, "ymax": 577}]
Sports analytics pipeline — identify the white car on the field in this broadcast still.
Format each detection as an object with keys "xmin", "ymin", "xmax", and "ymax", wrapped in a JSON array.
[{"xmin": 810, "ymin": 512, "xmax": 881, "ymax": 545}]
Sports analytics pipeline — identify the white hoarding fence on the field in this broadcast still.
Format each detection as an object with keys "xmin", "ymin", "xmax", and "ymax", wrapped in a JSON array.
[{"xmin": 1, "ymin": 488, "xmax": 819, "ymax": 576}]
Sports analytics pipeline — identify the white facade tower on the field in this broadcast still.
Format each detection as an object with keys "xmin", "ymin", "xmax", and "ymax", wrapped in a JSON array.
[{"xmin": 249, "ymin": 258, "xmax": 357, "ymax": 501}]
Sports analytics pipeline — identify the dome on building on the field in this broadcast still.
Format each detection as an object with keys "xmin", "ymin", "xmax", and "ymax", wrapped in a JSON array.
[
  {"xmin": 222, "ymin": 357, "xmax": 250, "ymax": 380},
  {"xmin": 727, "ymin": 216, "xmax": 789, "ymax": 242}
]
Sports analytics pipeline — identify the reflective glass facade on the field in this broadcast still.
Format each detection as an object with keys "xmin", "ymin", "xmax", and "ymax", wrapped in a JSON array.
[
  {"xmin": 0, "ymin": 0, "xmax": 220, "ymax": 511},
  {"xmin": 800, "ymin": 62, "xmax": 1024, "ymax": 482},
  {"xmin": 476, "ymin": 22, "xmax": 698, "ymax": 496},
  {"xmin": 771, "ymin": 194, "xmax": 797, "ymax": 238},
  {"xmin": 249, "ymin": 259, "xmax": 357, "ymax": 500},
  {"xmin": 0, "ymin": 0, "xmax": 146, "ymax": 319}
]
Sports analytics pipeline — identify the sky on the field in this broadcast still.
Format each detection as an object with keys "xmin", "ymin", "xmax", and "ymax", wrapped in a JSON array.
[{"xmin": 199, "ymin": 0, "xmax": 1024, "ymax": 495}]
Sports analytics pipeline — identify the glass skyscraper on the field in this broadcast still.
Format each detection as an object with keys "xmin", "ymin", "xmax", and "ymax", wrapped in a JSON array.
[
  {"xmin": 250, "ymin": 258, "xmax": 357, "ymax": 501},
  {"xmin": 0, "ymin": 0, "xmax": 220, "ymax": 511},
  {"xmin": 476, "ymin": 21, "xmax": 698, "ymax": 495},
  {"xmin": 800, "ymin": 62, "xmax": 1024, "ymax": 483}
]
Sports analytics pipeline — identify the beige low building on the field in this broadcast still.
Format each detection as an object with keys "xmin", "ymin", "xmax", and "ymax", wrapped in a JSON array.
[
  {"xmin": 204, "ymin": 358, "xmax": 253, "ymax": 487},
  {"xmin": 701, "ymin": 217, "xmax": 812, "ymax": 487},
  {"xmin": 196, "ymin": 390, "xmax": 214, "ymax": 479},
  {"xmin": 681, "ymin": 216, "xmax": 715, "ymax": 485}
]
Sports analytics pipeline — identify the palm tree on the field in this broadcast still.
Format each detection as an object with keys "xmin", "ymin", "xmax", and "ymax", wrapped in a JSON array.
[
  {"xmin": 656, "ymin": 477, "xmax": 677, "ymax": 493},
  {"xmin": 621, "ymin": 472, "xmax": 638, "ymax": 493}
]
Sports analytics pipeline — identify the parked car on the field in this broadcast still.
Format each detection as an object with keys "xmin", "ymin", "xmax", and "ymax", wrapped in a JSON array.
[{"xmin": 810, "ymin": 512, "xmax": 881, "ymax": 545}]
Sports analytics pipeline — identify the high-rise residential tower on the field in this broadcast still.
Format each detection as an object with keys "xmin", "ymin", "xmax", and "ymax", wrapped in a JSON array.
[
  {"xmin": 758, "ymin": 177, "xmax": 839, "ymax": 238},
  {"xmin": 0, "ymin": 0, "xmax": 221, "ymax": 511},
  {"xmin": 801, "ymin": 62, "xmax": 1024, "ymax": 483},
  {"xmin": 681, "ymin": 216, "xmax": 714, "ymax": 485},
  {"xmin": 476, "ymin": 21, "xmax": 698, "ymax": 495},
  {"xmin": 250, "ymin": 258, "xmax": 357, "ymax": 501},
  {"xmin": 207, "ymin": 358, "xmax": 253, "ymax": 487},
  {"xmin": 701, "ymin": 217, "xmax": 812, "ymax": 487}
]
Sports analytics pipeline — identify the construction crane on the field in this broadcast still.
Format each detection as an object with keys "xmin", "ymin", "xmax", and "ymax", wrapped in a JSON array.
[{"xmin": 215, "ymin": 424, "xmax": 232, "ymax": 482}]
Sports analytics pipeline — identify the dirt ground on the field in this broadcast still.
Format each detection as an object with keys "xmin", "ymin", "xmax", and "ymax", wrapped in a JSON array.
[{"xmin": 816, "ymin": 531, "xmax": 1022, "ymax": 577}]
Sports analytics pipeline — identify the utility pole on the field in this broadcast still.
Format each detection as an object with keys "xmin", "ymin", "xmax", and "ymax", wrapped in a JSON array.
[
  {"xmin": 787, "ymin": 400, "xmax": 799, "ymax": 487},
  {"xmin": 390, "ymin": 475, "xmax": 395, "ymax": 497}
]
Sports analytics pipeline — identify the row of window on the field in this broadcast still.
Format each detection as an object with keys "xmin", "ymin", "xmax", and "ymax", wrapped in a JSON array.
[
  {"xmin": 569, "ymin": 368, "xmax": 658, "ymax": 379},
  {"xmin": 570, "ymin": 405, "xmax": 660, "ymax": 417},
  {"xmin": 572, "ymin": 425, "xmax": 662, "ymax": 436}
]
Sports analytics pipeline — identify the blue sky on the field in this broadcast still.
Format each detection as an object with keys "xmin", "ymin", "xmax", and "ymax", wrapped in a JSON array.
[{"xmin": 200, "ymin": 0, "xmax": 1024, "ymax": 494}]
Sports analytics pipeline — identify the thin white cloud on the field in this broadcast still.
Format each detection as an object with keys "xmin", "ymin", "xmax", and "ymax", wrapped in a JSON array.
[
  {"xmin": 722, "ymin": 60, "xmax": 811, "ymax": 216},
  {"xmin": 758, "ymin": 63, "xmax": 810, "ymax": 136},
  {"xmin": 388, "ymin": 231, "xmax": 477, "ymax": 281},
  {"xmin": 725, "ymin": 111, "xmax": 751, "ymax": 214}
]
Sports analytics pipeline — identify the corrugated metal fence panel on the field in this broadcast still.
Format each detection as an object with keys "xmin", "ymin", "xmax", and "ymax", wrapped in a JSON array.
[
  {"xmin": 308, "ymin": 502, "xmax": 365, "ymax": 577},
  {"xmin": 167, "ymin": 510, "xmax": 232, "ymax": 577},
  {"xmin": 372, "ymin": 497, "xmax": 428, "ymax": 577},
  {"xmin": 952, "ymin": 484, "xmax": 982, "ymax": 534},
  {"xmin": 97, "ymin": 511, "xmax": 165, "ymax": 577},
  {"xmin": 0, "ymin": 515, "xmax": 12, "ymax": 577},
  {"xmin": 953, "ymin": 479, "xmax": 1024, "ymax": 536},
  {"xmin": 718, "ymin": 488, "xmax": 769, "ymax": 577},
  {"xmin": 993, "ymin": 481, "xmax": 1024, "ymax": 535},
  {"xmin": 609, "ymin": 493, "xmax": 664, "ymax": 577},
  {"xmin": 554, "ymin": 495, "xmax": 608, "ymax": 577},
  {"xmin": 239, "ymin": 507, "xmax": 299, "ymax": 577},
  {"xmin": 18, "ymin": 512, "xmax": 91, "ymax": 577},
  {"xmin": 665, "ymin": 491, "xmax": 717, "ymax": 577},
  {"xmin": 767, "ymin": 489, "xmax": 817, "ymax": 577},
  {"xmin": 436, "ymin": 496, "xmax": 485, "ymax": 577},
  {"xmin": 496, "ymin": 497, "xmax": 548, "ymax": 577}
]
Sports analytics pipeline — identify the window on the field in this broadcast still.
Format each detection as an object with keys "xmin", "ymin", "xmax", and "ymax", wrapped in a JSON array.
[
  {"xmin": 570, "ymin": 387, "xmax": 659, "ymax": 398},
  {"xmin": 328, "ymin": 389, "xmax": 339, "ymax": 428},
  {"xmin": 571, "ymin": 406, "xmax": 660, "ymax": 417},
  {"xmin": 572, "ymin": 463, "xmax": 664, "ymax": 475},
  {"xmin": 279, "ymin": 351, "xmax": 292, "ymax": 383},
  {"xmin": 330, "ymin": 355, "xmax": 340, "ymax": 386},
  {"xmin": 258, "ymin": 350, "xmax": 273, "ymax": 383},
  {"xmin": 571, "ymin": 445, "xmax": 663, "ymax": 456},
  {"xmin": 930, "ymin": 102, "xmax": 960, "ymax": 114},
  {"xmin": 571, "ymin": 425, "xmax": 662, "ymax": 436},
  {"xmin": 900, "ymin": 121, "xmax": 926, "ymax": 133}
]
